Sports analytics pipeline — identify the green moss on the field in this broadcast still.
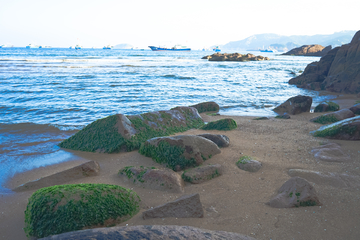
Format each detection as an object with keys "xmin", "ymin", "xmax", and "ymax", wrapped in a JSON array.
[
  {"xmin": 313, "ymin": 124, "xmax": 357, "ymax": 138},
  {"xmin": 253, "ymin": 117, "xmax": 268, "ymax": 120},
  {"xmin": 201, "ymin": 118, "xmax": 237, "ymax": 131},
  {"xmin": 313, "ymin": 115, "xmax": 339, "ymax": 124},
  {"xmin": 314, "ymin": 101, "xmax": 339, "ymax": 112},
  {"xmin": 206, "ymin": 113, "xmax": 218, "ymax": 116},
  {"xmin": 237, "ymin": 155, "xmax": 252, "ymax": 164},
  {"xmin": 190, "ymin": 102, "xmax": 219, "ymax": 113},
  {"xmin": 289, "ymin": 192, "xmax": 293, "ymax": 197},
  {"xmin": 24, "ymin": 184, "xmax": 140, "ymax": 239},
  {"xmin": 298, "ymin": 200, "xmax": 318, "ymax": 207},
  {"xmin": 182, "ymin": 168, "xmax": 220, "ymax": 183}
]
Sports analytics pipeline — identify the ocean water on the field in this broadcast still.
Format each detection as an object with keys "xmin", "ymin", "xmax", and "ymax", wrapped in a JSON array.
[{"xmin": 0, "ymin": 48, "xmax": 334, "ymax": 193}]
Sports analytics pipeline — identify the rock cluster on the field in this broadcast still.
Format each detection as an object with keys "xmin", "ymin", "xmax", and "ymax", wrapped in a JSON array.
[
  {"xmin": 282, "ymin": 44, "xmax": 331, "ymax": 56},
  {"xmin": 202, "ymin": 52, "xmax": 270, "ymax": 62}
]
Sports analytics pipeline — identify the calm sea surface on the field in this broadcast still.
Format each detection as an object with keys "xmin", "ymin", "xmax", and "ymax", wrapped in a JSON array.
[{"xmin": 0, "ymin": 48, "xmax": 334, "ymax": 193}]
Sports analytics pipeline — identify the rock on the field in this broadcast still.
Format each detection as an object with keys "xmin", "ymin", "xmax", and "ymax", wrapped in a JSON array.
[
  {"xmin": 236, "ymin": 156, "xmax": 262, "ymax": 172},
  {"xmin": 139, "ymin": 135, "xmax": 221, "ymax": 171},
  {"xmin": 253, "ymin": 117, "xmax": 269, "ymax": 120},
  {"xmin": 201, "ymin": 118, "xmax": 237, "ymax": 130},
  {"xmin": 190, "ymin": 101, "xmax": 220, "ymax": 113},
  {"xmin": 142, "ymin": 193, "xmax": 204, "ymax": 219},
  {"xmin": 282, "ymin": 44, "xmax": 332, "ymax": 57},
  {"xmin": 13, "ymin": 161, "xmax": 100, "ymax": 192},
  {"xmin": 349, "ymin": 103, "xmax": 360, "ymax": 115},
  {"xmin": 267, "ymin": 177, "xmax": 321, "ymax": 208},
  {"xmin": 59, "ymin": 107, "xmax": 204, "ymax": 153},
  {"xmin": 25, "ymin": 184, "xmax": 141, "ymax": 239},
  {"xmin": 205, "ymin": 52, "xmax": 270, "ymax": 62},
  {"xmin": 275, "ymin": 113, "xmax": 291, "ymax": 119},
  {"xmin": 273, "ymin": 95, "xmax": 312, "ymax": 115},
  {"xmin": 39, "ymin": 225, "xmax": 257, "ymax": 240},
  {"xmin": 314, "ymin": 101, "xmax": 340, "ymax": 112},
  {"xmin": 197, "ymin": 133, "xmax": 230, "ymax": 147},
  {"xmin": 311, "ymin": 143, "xmax": 350, "ymax": 162},
  {"xmin": 310, "ymin": 109, "xmax": 355, "ymax": 124},
  {"xmin": 311, "ymin": 116, "xmax": 360, "ymax": 140},
  {"xmin": 182, "ymin": 164, "xmax": 222, "ymax": 184},
  {"xmin": 289, "ymin": 30, "xmax": 360, "ymax": 94},
  {"xmin": 118, "ymin": 166, "xmax": 184, "ymax": 193}
]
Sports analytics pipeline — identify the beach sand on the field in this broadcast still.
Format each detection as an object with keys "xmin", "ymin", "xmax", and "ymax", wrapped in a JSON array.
[{"xmin": 1, "ymin": 96, "xmax": 360, "ymax": 240}]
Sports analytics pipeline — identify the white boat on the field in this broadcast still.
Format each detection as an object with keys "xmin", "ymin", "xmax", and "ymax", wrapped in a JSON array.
[
  {"xmin": 75, "ymin": 45, "xmax": 81, "ymax": 50},
  {"xmin": 103, "ymin": 44, "xmax": 113, "ymax": 49},
  {"xmin": 26, "ymin": 44, "xmax": 38, "ymax": 48}
]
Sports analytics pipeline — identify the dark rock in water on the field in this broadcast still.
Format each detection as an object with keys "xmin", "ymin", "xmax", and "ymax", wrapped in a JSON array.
[
  {"xmin": 275, "ymin": 114, "xmax": 291, "ymax": 119},
  {"xmin": 310, "ymin": 109, "xmax": 355, "ymax": 124},
  {"xmin": 201, "ymin": 118, "xmax": 237, "ymax": 131},
  {"xmin": 267, "ymin": 177, "xmax": 321, "ymax": 208},
  {"xmin": 139, "ymin": 135, "xmax": 221, "ymax": 171},
  {"xmin": 204, "ymin": 52, "xmax": 270, "ymax": 62},
  {"xmin": 39, "ymin": 225, "xmax": 257, "ymax": 240},
  {"xmin": 311, "ymin": 115, "xmax": 360, "ymax": 140},
  {"xmin": 282, "ymin": 44, "xmax": 331, "ymax": 56},
  {"xmin": 197, "ymin": 133, "xmax": 230, "ymax": 147},
  {"xmin": 190, "ymin": 101, "xmax": 220, "ymax": 113},
  {"xmin": 273, "ymin": 95, "xmax": 312, "ymax": 115},
  {"xmin": 349, "ymin": 103, "xmax": 360, "ymax": 115},
  {"xmin": 311, "ymin": 143, "xmax": 350, "ymax": 162},
  {"xmin": 142, "ymin": 193, "xmax": 204, "ymax": 219},
  {"xmin": 59, "ymin": 106, "xmax": 204, "ymax": 153},
  {"xmin": 182, "ymin": 164, "xmax": 222, "ymax": 184},
  {"xmin": 289, "ymin": 30, "xmax": 360, "ymax": 94},
  {"xmin": 314, "ymin": 101, "xmax": 339, "ymax": 112},
  {"xmin": 236, "ymin": 156, "xmax": 262, "ymax": 172},
  {"xmin": 118, "ymin": 166, "xmax": 184, "ymax": 193}
]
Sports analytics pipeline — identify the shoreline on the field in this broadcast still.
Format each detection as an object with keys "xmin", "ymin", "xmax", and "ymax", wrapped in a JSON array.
[{"xmin": 1, "ymin": 94, "xmax": 359, "ymax": 240}]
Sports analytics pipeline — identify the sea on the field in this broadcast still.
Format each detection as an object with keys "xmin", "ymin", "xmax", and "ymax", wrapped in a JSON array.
[{"xmin": 0, "ymin": 47, "xmax": 336, "ymax": 193}]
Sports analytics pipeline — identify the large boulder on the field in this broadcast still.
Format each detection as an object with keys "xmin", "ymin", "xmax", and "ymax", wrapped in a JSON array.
[
  {"xmin": 118, "ymin": 166, "xmax": 184, "ymax": 193},
  {"xmin": 197, "ymin": 133, "xmax": 230, "ymax": 147},
  {"xmin": 311, "ymin": 116, "xmax": 360, "ymax": 140},
  {"xmin": 24, "ymin": 184, "xmax": 140, "ymax": 239},
  {"xmin": 349, "ymin": 103, "xmax": 360, "ymax": 115},
  {"xmin": 314, "ymin": 101, "xmax": 339, "ymax": 112},
  {"xmin": 59, "ymin": 107, "xmax": 204, "ymax": 153},
  {"xmin": 310, "ymin": 109, "xmax": 355, "ymax": 124},
  {"xmin": 142, "ymin": 193, "xmax": 203, "ymax": 219},
  {"xmin": 273, "ymin": 95, "xmax": 312, "ymax": 115},
  {"xmin": 282, "ymin": 44, "xmax": 332, "ymax": 56},
  {"xmin": 139, "ymin": 135, "xmax": 221, "ymax": 171},
  {"xmin": 189, "ymin": 101, "xmax": 220, "ymax": 113},
  {"xmin": 311, "ymin": 143, "xmax": 350, "ymax": 162},
  {"xmin": 267, "ymin": 177, "xmax": 321, "ymax": 208},
  {"xmin": 39, "ymin": 225, "xmax": 257, "ymax": 240},
  {"xmin": 182, "ymin": 164, "xmax": 222, "ymax": 184},
  {"xmin": 201, "ymin": 118, "xmax": 237, "ymax": 131},
  {"xmin": 289, "ymin": 30, "xmax": 360, "ymax": 94}
]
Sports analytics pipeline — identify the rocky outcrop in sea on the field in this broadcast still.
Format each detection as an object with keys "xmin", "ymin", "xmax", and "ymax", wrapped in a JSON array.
[
  {"xmin": 202, "ymin": 53, "xmax": 270, "ymax": 62},
  {"xmin": 282, "ymin": 44, "xmax": 331, "ymax": 56}
]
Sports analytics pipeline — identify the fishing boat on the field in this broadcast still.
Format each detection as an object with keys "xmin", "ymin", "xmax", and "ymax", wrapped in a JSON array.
[
  {"xmin": 75, "ymin": 45, "xmax": 81, "ymax": 50},
  {"xmin": 213, "ymin": 46, "xmax": 221, "ymax": 52},
  {"xmin": 26, "ymin": 44, "xmax": 38, "ymax": 49},
  {"xmin": 103, "ymin": 45, "xmax": 113, "ymax": 49},
  {"xmin": 148, "ymin": 45, "xmax": 191, "ymax": 51},
  {"xmin": 259, "ymin": 49, "xmax": 274, "ymax": 53}
]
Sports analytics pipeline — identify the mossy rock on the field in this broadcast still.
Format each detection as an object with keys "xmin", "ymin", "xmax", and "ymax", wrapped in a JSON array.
[
  {"xmin": 189, "ymin": 101, "xmax": 220, "ymax": 113},
  {"xmin": 59, "ymin": 107, "xmax": 204, "ymax": 153},
  {"xmin": 24, "ymin": 184, "xmax": 140, "ymax": 239},
  {"xmin": 236, "ymin": 156, "xmax": 262, "ymax": 172},
  {"xmin": 310, "ymin": 109, "xmax": 355, "ymax": 125},
  {"xmin": 311, "ymin": 116, "xmax": 360, "ymax": 140},
  {"xmin": 181, "ymin": 164, "xmax": 222, "ymax": 184},
  {"xmin": 201, "ymin": 118, "xmax": 237, "ymax": 131},
  {"xmin": 314, "ymin": 101, "xmax": 339, "ymax": 112}
]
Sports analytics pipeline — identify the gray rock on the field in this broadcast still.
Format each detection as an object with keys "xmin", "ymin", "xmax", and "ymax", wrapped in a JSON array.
[
  {"xmin": 275, "ymin": 113, "xmax": 291, "ymax": 119},
  {"xmin": 267, "ymin": 177, "xmax": 321, "ymax": 208},
  {"xmin": 349, "ymin": 103, "xmax": 360, "ymax": 115},
  {"xmin": 39, "ymin": 225, "xmax": 257, "ymax": 240},
  {"xmin": 273, "ymin": 95, "xmax": 312, "ymax": 115},
  {"xmin": 182, "ymin": 164, "xmax": 222, "ymax": 184},
  {"xmin": 190, "ymin": 101, "xmax": 220, "ymax": 113},
  {"xmin": 236, "ymin": 157, "xmax": 262, "ymax": 172},
  {"xmin": 311, "ymin": 143, "xmax": 350, "ymax": 162},
  {"xmin": 142, "ymin": 193, "xmax": 204, "ymax": 219},
  {"xmin": 197, "ymin": 133, "xmax": 230, "ymax": 147},
  {"xmin": 310, "ymin": 109, "xmax": 355, "ymax": 124}
]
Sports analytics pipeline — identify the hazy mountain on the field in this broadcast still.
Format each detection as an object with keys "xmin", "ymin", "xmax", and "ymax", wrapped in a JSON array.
[
  {"xmin": 113, "ymin": 43, "xmax": 134, "ymax": 49},
  {"xmin": 222, "ymin": 30, "xmax": 357, "ymax": 52}
]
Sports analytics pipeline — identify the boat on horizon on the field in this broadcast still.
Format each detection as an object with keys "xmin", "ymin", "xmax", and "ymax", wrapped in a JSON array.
[
  {"xmin": 75, "ymin": 45, "xmax": 81, "ymax": 50},
  {"xmin": 26, "ymin": 44, "xmax": 38, "ymax": 49},
  {"xmin": 103, "ymin": 44, "xmax": 113, "ymax": 49},
  {"xmin": 148, "ymin": 45, "xmax": 191, "ymax": 51},
  {"xmin": 213, "ymin": 46, "xmax": 221, "ymax": 52}
]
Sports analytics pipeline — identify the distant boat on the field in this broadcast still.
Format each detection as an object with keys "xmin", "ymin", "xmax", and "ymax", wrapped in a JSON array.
[
  {"xmin": 213, "ymin": 46, "xmax": 221, "ymax": 52},
  {"xmin": 260, "ymin": 49, "xmax": 273, "ymax": 53},
  {"xmin": 103, "ymin": 45, "xmax": 113, "ymax": 49},
  {"xmin": 148, "ymin": 45, "xmax": 191, "ymax": 51},
  {"xmin": 75, "ymin": 45, "xmax": 81, "ymax": 50},
  {"xmin": 0, "ymin": 45, "xmax": 4, "ymax": 48},
  {"xmin": 26, "ymin": 44, "xmax": 38, "ymax": 49}
]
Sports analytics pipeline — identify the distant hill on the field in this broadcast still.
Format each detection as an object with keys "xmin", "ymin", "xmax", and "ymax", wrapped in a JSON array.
[
  {"xmin": 221, "ymin": 31, "xmax": 357, "ymax": 52},
  {"xmin": 113, "ymin": 43, "xmax": 134, "ymax": 49}
]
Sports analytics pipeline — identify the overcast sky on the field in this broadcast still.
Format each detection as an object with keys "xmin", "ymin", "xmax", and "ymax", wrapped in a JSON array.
[{"xmin": 0, "ymin": 0, "xmax": 359, "ymax": 49}]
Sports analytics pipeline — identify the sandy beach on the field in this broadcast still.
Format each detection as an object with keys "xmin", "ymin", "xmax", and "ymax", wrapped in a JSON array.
[{"xmin": 1, "ymin": 95, "xmax": 360, "ymax": 240}]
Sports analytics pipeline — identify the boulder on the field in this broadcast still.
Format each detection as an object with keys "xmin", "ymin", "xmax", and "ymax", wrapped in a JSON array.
[
  {"xmin": 311, "ymin": 116, "xmax": 360, "ymax": 140},
  {"xmin": 182, "ymin": 164, "xmax": 222, "ymax": 184},
  {"xmin": 267, "ymin": 177, "xmax": 321, "ymax": 208},
  {"xmin": 310, "ymin": 109, "xmax": 355, "ymax": 124},
  {"xmin": 289, "ymin": 30, "xmax": 360, "ymax": 94},
  {"xmin": 39, "ymin": 225, "xmax": 257, "ymax": 240},
  {"xmin": 205, "ymin": 52, "xmax": 270, "ymax": 62},
  {"xmin": 139, "ymin": 135, "xmax": 221, "ymax": 171},
  {"xmin": 311, "ymin": 143, "xmax": 350, "ymax": 162},
  {"xmin": 189, "ymin": 101, "xmax": 220, "ymax": 113},
  {"xmin": 197, "ymin": 133, "xmax": 230, "ymax": 147},
  {"xmin": 275, "ymin": 113, "xmax": 291, "ymax": 119},
  {"xmin": 273, "ymin": 95, "xmax": 312, "ymax": 115},
  {"xmin": 349, "ymin": 103, "xmax": 360, "ymax": 115},
  {"xmin": 13, "ymin": 161, "xmax": 100, "ymax": 192},
  {"xmin": 24, "ymin": 184, "xmax": 140, "ymax": 239},
  {"xmin": 201, "ymin": 118, "xmax": 237, "ymax": 131},
  {"xmin": 59, "ymin": 107, "xmax": 204, "ymax": 153},
  {"xmin": 142, "ymin": 193, "xmax": 204, "ymax": 219},
  {"xmin": 236, "ymin": 156, "xmax": 262, "ymax": 172},
  {"xmin": 314, "ymin": 101, "xmax": 339, "ymax": 112},
  {"xmin": 282, "ymin": 44, "xmax": 332, "ymax": 57},
  {"xmin": 118, "ymin": 166, "xmax": 184, "ymax": 193}
]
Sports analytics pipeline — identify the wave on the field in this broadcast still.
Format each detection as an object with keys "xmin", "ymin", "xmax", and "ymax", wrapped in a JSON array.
[
  {"xmin": 161, "ymin": 74, "xmax": 195, "ymax": 80},
  {"xmin": 0, "ymin": 122, "xmax": 80, "ymax": 134}
]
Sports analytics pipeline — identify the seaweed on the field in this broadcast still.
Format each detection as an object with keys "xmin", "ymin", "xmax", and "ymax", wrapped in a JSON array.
[{"xmin": 201, "ymin": 118, "xmax": 237, "ymax": 131}]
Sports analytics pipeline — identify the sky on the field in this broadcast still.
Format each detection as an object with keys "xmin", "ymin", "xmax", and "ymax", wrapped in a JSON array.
[{"xmin": 0, "ymin": 0, "xmax": 359, "ymax": 49}]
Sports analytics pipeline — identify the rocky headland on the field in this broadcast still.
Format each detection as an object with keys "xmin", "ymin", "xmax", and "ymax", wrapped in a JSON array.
[
  {"xmin": 282, "ymin": 44, "xmax": 332, "ymax": 57},
  {"xmin": 202, "ymin": 53, "xmax": 270, "ymax": 62}
]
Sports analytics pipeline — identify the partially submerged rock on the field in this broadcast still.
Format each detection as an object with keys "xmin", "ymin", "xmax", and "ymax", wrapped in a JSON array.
[
  {"xmin": 236, "ymin": 156, "xmax": 262, "ymax": 172},
  {"xmin": 203, "ymin": 52, "xmax": 270, "ymax": 62},
  {"xmin": 282, "ymin": 44, "xmax": 331, "ymax": 57},
  {"xmin": 118, "ymin": 166, "xmax": 184, "ymax": 193},
  {"xmin": 310, "ymin": 109, "xmax": 355, "ymax": 124},
  {"xmin": 24, "ymin": 184, "xmax": 140, "ymax": 239},
  {"xmin": 142, "ymin": 193, "xmax": 204, "ymax": 219},
  {"xmin": 311, "ymin": 116, "xmax": 360, "ymax": 140},
  {"xmin": 182, "ymin": 164, "xmax": 222, "ymax": 184},
  {"xmin": 189, "ymin": 101, "xmax": 220, "ymax": 113},
  {"xmin": 13, "ymin": 161, "xmax": 100, "ymax": 192},
  {"xmin": 139, "ymin": 135, "xmax": 221, "ymax": 171},
  {"xmin": 201, "ymin": 118, "xmax": 237, "ymax": 131},
  {"xmin": 311, "ymin": 143, "xmax": 350, "ymax": 162},
  {"xmin": 267, "ymin": 177, "xmax": 321, "ymax": 208},
  {"xmin": 59, "ymin": 107, "xmax": 204, "ymax": 153},
  {"xmin": 197, "ymin": 133, "xmax": 230, "ymax": 147},
  {"xmin": 314, "ymin": 101, "xmax": 340, "ymax": 112},
  {"xmin": 273, "ymin": 95, "xmax": 312, "ymax": 115}
]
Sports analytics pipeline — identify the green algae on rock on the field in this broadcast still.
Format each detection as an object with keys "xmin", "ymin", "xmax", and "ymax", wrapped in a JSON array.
[
  {"xmin": 314, "ymin": 101, "xmax": 340, "ymax": 112},
  {"xmin": 59, "ymin": 107, "xmax": 204, "ymax": 153},
  {"xmin": 189, "ymin": 101, "xmax": 220, "ymax": 113},
  {"xmin": 311, "ymin": 116, "xmax": 360, "ymax": 140},
  {"xmin": 201, "ymin": 118, "xmax": 237, "ymax": 131},
  {"xmin": 24, "ymin": 183, "xmax": 140, "ymax": 239}
]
